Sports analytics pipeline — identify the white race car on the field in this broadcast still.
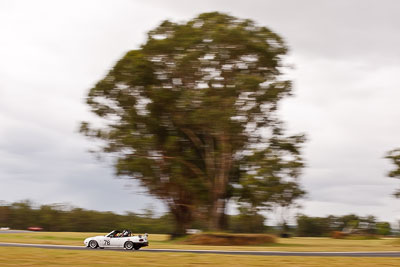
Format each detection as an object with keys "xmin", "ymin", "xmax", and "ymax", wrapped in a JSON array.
[{"xmin": 84, "ymin": 230, "xmax": 148, "ymax": 250}]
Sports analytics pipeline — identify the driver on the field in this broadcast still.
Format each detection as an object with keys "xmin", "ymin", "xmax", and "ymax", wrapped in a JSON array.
[
  {"xmin": 122, "ymin": 230, "xmax": 130, "ymax": 237},
  {"xmin": 114, "ymin": 231, "xmax": 121, "ymax": 237}
]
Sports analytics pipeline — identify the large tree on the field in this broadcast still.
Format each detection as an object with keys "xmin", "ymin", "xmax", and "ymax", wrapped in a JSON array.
[{"xmin": 81, "ymin": 12, "xmax": 305, "ymax": 233}]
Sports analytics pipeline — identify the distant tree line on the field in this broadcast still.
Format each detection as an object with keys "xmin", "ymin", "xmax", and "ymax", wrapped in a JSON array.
[
  {"xmin": 0, "ymin": 200, "xmax": 173, "ymax": 233},
  {"xmin": 1, "ymin": 201, "xmax": 394, "ymax": 237},
  {"xmin": 296, "ymin": 214, "xmax": 392, "ymax": 237},
  {"xmin": 0, "ymin": 200, "xmax": 268, "ymax": 234}
]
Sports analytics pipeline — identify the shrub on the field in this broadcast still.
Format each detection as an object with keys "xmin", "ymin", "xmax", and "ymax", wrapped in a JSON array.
[{"xmin": 183, "ymin": 233, "xmax": 276, "ymax": 246}]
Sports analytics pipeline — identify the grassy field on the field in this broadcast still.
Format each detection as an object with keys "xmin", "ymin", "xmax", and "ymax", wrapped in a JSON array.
[
  {"xmin": 0, "ymin": 232, "xmax": 169, "ymax": 246},
  {"xmin": 0, "ymin": 232, "xmax": 400, "ymax": 252},
  {"xmin": 1, "ymin": 233, "xmax": 400, "ymax": 266},
  {"xmin": 0, "ymin": 247, "xmax": 400, "ymax": 267}
]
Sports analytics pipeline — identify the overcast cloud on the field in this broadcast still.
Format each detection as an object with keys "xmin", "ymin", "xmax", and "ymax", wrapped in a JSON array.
[{"xmin": 1, "ymin": 0, "xmax": 400, "ymax": 223}]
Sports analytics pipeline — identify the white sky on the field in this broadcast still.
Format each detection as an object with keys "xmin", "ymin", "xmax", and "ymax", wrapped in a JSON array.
[{"xmin": 1, "ymin": 0, "xmax": 400, "ymax": 223}]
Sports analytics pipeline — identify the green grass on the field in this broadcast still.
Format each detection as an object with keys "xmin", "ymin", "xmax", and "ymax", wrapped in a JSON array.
[
  {"xmin": 0, "ymin": 232, "xmax": 399, "ymax": 252},
  {"xmin": 0, "ymin": 247, "xmax": 400, "ymax": 267}
]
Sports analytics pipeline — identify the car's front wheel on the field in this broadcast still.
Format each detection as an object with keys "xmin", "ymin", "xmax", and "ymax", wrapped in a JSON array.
[
  {"xmin": 124, "ymin": 241, "xmax": 134, "ymax": 250},
  {"xmin": 88, "ymin": 240, "xmax": 98, "ymax": 249}
]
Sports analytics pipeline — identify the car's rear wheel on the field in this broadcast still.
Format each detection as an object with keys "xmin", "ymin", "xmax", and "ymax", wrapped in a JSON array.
[
  {"xmin": 124, "ymin": 241, "xmax": 134, "ymax": 250},
  {"xmin": 89, "ymin": 240, "xmax": 98, "ymax": 249}
]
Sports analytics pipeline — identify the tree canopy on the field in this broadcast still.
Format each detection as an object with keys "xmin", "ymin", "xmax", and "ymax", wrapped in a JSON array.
[
  {"xmin": 386, "ymin": 149, "xmax": 400, "ymax": 197},
  {"xmin": 81, "ymin": 12, "xmax": 306, "ymax": 234}
]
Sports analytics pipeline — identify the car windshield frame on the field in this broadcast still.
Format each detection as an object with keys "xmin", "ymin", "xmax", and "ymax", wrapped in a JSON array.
[{"xmin": 106, "ymin": 230, "xmax": 121, "ymax": 237}]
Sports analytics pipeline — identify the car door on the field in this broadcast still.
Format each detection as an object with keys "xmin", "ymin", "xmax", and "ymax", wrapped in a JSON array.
[
  {"xmin": 101, "ymin": 237, "xmax": 112, "ymax": 247},
  {"xmin": 109, "ymin": 236, "xmax": 124, "ymax": 247}
]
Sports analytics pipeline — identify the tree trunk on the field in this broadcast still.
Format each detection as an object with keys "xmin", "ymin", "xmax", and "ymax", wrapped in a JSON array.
[
  {"xmin": 182, "ymin": 130, "xmax": 233, "ymax": 232},
  {"xmin": 208, "ymin": 134, "xmax": 232, "ymax": 231},
  {"xmin": 219, "ymin": 199, "xmax": 228, "ymax": 229},
  {"xmin": 170, "ymin": 204, "xmax": 192, "ymax": 237},
  {"xmin": 208, "ymin": 198, "xmax": 225, "ymax": 231}
]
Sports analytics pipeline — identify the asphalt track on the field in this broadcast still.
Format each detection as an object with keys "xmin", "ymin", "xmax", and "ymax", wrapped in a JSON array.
[
  {"xmin": 0, "ymin": 242, "xmax": 400, "ymax": 257},
  {"xmin": 0, "ymin": 230, "xmax": 32, "ymax": 234}
]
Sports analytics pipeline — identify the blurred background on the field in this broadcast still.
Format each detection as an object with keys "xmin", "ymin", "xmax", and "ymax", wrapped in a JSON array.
[{"xmin": 1, "ymin": 0, "xmax": 400, "ymax": 237}]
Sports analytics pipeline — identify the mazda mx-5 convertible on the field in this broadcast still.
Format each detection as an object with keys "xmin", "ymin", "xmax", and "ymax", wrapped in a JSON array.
[{"xmin": 84, "ymin": 230, "xmax": 148, "ymax": 250}]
